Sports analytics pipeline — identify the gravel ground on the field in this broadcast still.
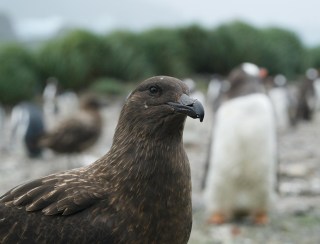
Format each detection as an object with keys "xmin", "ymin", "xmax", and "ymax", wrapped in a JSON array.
[{"xmin": 0, "ymin": 100, "xmax": 320, "ymax": 243}]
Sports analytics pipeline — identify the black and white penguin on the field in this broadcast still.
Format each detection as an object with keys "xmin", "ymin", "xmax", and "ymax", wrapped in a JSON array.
[
  {"xmin": 9, "ymin": 102, "xmax": 45, "ymax": 158},
  {"xmin": 204, "ymin": 62, "xmax": 277, "ymax": 224}
]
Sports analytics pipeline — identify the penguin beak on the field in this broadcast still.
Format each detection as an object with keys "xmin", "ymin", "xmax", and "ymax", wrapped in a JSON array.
[{"xmin": 167, "ymin": 94, "xmax": 205, "ymax": 122}]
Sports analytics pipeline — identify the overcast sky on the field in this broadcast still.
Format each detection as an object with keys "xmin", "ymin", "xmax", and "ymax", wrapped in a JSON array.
[{"xmin": 0, "ymin": 0, "xmax": 319, "ymax": 46}]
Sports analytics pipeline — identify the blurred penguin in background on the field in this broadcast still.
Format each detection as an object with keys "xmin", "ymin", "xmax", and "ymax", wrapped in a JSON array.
[
  {"xmin": 42, "ymin": 77, "xmax": 79, "ymax": 131},
  {"xmin": 295, "ymin": 68, "xmax": 318, "ymax": 122},
  {"xmin": 9, "ymin": 102, "xmax": 45, "ymax": 158},
  {"xmin": 206, "ymin": 75, "xmax": 230, "ymax": 114},
  {"xmin": 267, "ymin": 74, "xmax": 297, "ymax": 131},
  {"xmin": 183, "ymin": 78, "xmax": 205, "ymax": 105},
  {"xmin": 42, "ymin": 77, "xmax": 58, "ymax": 130},
  {"xmin": 183, "ymin": 78, "xmax": 206, "ymax": 147},
  {"xmin": 204, "ymin": 62, "xmax": 277, "ymax": 225},
  {"xmin": 0, "ymin": 104, "xmax": 6, "ymax": 151}
]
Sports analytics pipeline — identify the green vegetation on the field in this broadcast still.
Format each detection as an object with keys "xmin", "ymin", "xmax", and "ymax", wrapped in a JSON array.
[
  {"xmin": 1, "ymin": 20, "xmax": 320, "ymax": 105},
  {"xmin": 89, "ymin": 77, "xmax": 127, "ymax": 96},
  {"xmin": 308, "ymin": 45, "xmax": 320, "ymax": 69},
  {"xmin": 101, "ymin": 31, "xmax": 153, "ymax": 81},
  {"xmin": 37, "ymin": 30, "xmax": 106, "ymax": 89},
  {"xmin": 0, "ymin": 44, "xmax": 40, "ymax": 104},
  {"xmin": 261, "ymin": 27, "xmax": 307, "ymax": 77}
]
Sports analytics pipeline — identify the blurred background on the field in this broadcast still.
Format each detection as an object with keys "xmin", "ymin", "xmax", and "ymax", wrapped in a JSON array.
[{"xmin": 0, "ymin": 0, "xmax": 320, "ymax": 243}]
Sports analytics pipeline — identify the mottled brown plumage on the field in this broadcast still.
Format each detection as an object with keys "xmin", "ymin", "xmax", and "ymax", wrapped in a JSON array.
[
  {"xmin": 0, "ymin": 76, "xmax": 204, "ymax": 244},
  {"xmin": 39, "ymin": 95, "xmax": 103, "ymax": 153}
]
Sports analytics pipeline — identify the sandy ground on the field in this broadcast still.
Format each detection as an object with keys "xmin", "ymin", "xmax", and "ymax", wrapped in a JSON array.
[{"xmin": 0, "ymin": 99, "xmax": 320, "ymax": 243}]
